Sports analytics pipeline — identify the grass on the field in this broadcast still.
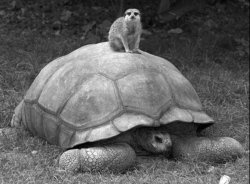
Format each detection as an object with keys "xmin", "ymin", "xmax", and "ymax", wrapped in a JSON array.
[{"xmin": 0, "ymin": 1, "xmax": 249, "ymax": 184}]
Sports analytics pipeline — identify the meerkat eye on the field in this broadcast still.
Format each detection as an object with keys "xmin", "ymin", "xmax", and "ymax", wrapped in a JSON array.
[
  {"xmin": 134, "ymin": 12, "xmax": 139, "ymax": 16},
  {"xmin": 126, "ymin": 12, "xmax": 131, "ymax": 16}
]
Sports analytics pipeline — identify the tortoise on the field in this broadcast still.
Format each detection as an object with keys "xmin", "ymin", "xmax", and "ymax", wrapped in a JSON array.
[{"xmin": 9, "ymin": 42, "xmax": 244, "ymax": 172}]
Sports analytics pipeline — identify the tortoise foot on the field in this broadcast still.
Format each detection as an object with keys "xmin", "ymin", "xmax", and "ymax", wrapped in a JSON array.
[
  {"xmin": 172, "ymin": 136, "xmax": 245, "ymax": 163},
  {"xmin": 59, "ymin": 143, "xmax": 136, "ymax": 172}
]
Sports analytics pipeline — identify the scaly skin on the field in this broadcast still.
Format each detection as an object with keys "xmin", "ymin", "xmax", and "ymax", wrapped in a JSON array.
[
  {"xmin": 172, "ymin": 136, "xmax": 245, "ymax": 163},
  {"xmin": 59, "ymin": 143, "xmax": 136, "ymax": 172}
]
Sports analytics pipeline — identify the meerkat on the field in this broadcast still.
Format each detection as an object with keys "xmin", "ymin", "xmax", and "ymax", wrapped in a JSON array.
[{"xmin": 108, "ymin": 8, "xmax": 142, "ymax": 53}]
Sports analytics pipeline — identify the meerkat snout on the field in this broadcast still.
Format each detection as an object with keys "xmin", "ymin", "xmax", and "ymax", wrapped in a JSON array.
[{"xmin": 124, "ymin": 9, "xmax": 141, "ymax": 21}]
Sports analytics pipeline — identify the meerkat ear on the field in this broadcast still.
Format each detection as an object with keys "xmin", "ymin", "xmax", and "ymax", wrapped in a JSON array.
[{"xmin": 124, "ymin": 9, "xmax": 128, "ymax": 16}]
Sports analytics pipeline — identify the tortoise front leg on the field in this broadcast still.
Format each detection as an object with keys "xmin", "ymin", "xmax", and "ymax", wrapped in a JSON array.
[
  {"xmin": 171, "ymin": 136, "xmax": 245, "ymax": 163},
  {"xmin": 59, "ymin": 143, "xmax": 136, "ymax": 172}
]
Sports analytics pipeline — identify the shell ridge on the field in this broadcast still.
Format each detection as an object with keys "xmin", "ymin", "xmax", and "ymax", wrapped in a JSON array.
[
  {"xmin": 37, "ymin": 102, "xmax": 57, "ymax": 116},
  {"xmin": 34, "ymin": 56, "xmax": 72, "ymax": 102},
  {"xmin": 113, "ymin": 81, "xmax": 124, "ymax": 108},
  {"xmin": 158, "ymin": 100, "xmax": 174, "ymax": 120},
  {"xmin": 56, "ymin": 73, "xmax": 95, "ymax": 115},
  {"xmin": 110, "ymin": 120, "xmax": 122, "ymax": 133},
  {"xmin": 84, "ymin": 128, "xmax": 93, "ymax": 142},
  {"xmin": 160, "ymin": 72, "xmax": 177, "ymax": 107},
  {"xmin": 68, "ymin": 130, "xmax": 76, "ymax": 148},
  {"xmin": 59, "ymin": 80, "xmax": 123, "ymax": 130},
  {"xmin": 161, "ymin": 68, "xmax": 203, "ymax": 111}
]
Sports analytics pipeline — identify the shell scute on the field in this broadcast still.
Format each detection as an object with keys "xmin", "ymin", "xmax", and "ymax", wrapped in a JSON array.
[
  {"xmin": 43, "ymin": 112, "xmax": 60, "ymax": 145},
  {"xmin": 30, "ymin": 104, "xmax": 45, "ymax": 139},
  {"xmin": 86, "ymin": 123, "xmax": 120, "ymax": 143},
  {"xmin": 113, "ymin": 113, "xmax": 154, "ymax": 132},
  {"xmin": 38, "ymin": 61, "xmax": 94, "ymax": 114},
  {"xmin": 58, "ymin": 125, "xmax": 74, "ymax": 148},
  {"xmin": 117, "ymin": 71, "xmax": 172, "ymax": 118},
  {"xmin": 24, "ymin": 56, "xmax": 69, "ymax": 102},
  {"xmin": 98, "ymin": 55, "xmax": 138, "ymax": 80},
  {"xmin": 163, "ymin": 69, "xmax": 202, "ymax": 110},
  {"xmin": 60, "ymin": 75, "xmax": 121, "ymax": 129},
  {"xmin": 23, "ymin": 103, "xmax": 36, "ymax": 135},
  {"xmin": 160, "ymin": 107, "xmax": 193, "ymax": 124}
]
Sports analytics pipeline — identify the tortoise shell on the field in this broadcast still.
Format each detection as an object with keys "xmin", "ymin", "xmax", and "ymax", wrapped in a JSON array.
[{"xmin": 21, "ymin": 42, "xmax": 213, "ymax": 148}]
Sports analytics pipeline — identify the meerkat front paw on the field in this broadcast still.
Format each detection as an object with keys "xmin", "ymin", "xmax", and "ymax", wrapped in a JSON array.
[
  {"xmin": 125, "ymin": 50, "xmax": 133, "ymax": 53},
  {"xmin": 132, "ymin": 49, "xmax": 141, "ymax": 54}
]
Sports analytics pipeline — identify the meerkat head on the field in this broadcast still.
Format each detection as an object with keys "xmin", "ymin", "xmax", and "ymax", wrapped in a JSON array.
[{"xmin": 124, "ymin": 9, "xmax": 141, "ymax": 22}]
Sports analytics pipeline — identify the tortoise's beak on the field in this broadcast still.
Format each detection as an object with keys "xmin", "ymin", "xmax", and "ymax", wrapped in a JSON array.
[
  {"xmin": 151, "ymin": 133, "xmax": 172, "ymax": 155},
  {"xmin": 134, "ymin": 128, "xmax": 172, "ymax": 156}
]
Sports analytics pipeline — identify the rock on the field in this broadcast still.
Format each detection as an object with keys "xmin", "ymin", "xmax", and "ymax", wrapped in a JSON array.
[{"xmin": 219, "ymin": 175, "xmax": 231, "ymax": 184}]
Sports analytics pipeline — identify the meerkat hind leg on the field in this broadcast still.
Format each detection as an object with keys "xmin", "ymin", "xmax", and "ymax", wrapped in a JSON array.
[
  {"xmin": 110, "ymin": 38, "xmax": 124, "ymax": 51},
  {"xmin": 119, "ymin": 36, "xmax": 131, "ymax": 53}
]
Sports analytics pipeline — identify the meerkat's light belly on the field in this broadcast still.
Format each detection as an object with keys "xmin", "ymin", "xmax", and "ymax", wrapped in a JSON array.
[{"xmin": 128, "ymin": 35, "xmax": 136, "ymax": 43}]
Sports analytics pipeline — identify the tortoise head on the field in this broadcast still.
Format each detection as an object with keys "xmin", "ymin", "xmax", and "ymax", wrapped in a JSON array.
[{"xmin": 133, "ymin": 127, "xmax": 172, "ymax": 156}]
